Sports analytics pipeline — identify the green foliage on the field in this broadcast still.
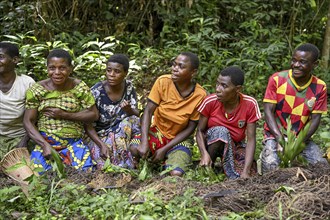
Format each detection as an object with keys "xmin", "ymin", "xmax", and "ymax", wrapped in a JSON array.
[
  {"xmin": 2, "ymin": 32, "xmax": 71, "ymax": 81},
  {"xmin": 138, "ymin": 159, "xmax": 154, "ymax": 181},
  {"xmin": 0, "ymin": 177, "xmax": 207, "ymax": 219},
  {"xmin": 278, "ymin": 119, "xmax": 311, "ymax": 168},
  {"xmin": 185, "ymin": 166, "xmax": 226, "ymax": 183},
  {"xmin": 312, "ymin": 113, "xmax": 330, "ymax": 158},
  {"xmin": 219, "ymin": 209, "xmax": 264, "ymax": 220},
  {"xmin": 0, "ymin": 186, "xmax": 21, "ymax": 202},
  {"xmin": 0, "ymin": 1, "xmax": 329, "ymax": 218},
  {"xmin": 102, "ymin": 158, "xmax": 137, "ymax": 177},
  {"xmin": 50, "ymin": 147, "xmax": 66, "ymax": 179},
  {"xmin": 2, "ymin": 33, "xmax": 129, "ymax": 87},
  {"xmin": 275, "ymin": 185, "xmax": 295, "ymax": 195},
  {"xmin": 73, "ymin": 37, "xmax": 117, "ymax": 86},
  {"xmin": 2, "ymin": 0, "xmax": 328, "ymax": 96}
]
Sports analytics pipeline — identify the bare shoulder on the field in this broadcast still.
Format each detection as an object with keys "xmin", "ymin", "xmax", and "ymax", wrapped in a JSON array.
[
  {"xmin": 72, "ymin": 78, "xmax": 82, "ymax": 86},
  {"xmin": 39, "ymin": 79, "xmax": 51, "ymax": 88}
]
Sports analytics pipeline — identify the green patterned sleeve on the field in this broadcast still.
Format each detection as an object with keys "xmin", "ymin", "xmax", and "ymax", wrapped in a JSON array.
[
  {"xmin": 25, "ymin": 83, "xmax": 42, "ymax": 109},
  {"xmin": 76, "ymin": 81, "xmax": 96, "ymax": 109}
]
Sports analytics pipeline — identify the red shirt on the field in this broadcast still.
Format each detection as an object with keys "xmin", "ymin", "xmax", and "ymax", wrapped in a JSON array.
[
  {"xmin": 198, "ymin": 93, "xmax": 261, "ymax": 142},
  {"xmin": 263, "ymin": 69, "xmax": 327, "ymax": 135}
]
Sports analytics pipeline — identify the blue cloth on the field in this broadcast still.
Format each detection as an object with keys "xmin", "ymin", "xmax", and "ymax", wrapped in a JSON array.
[{"xmin": 31, "ymin": 132, "xmax": 95, "ymax": 172}]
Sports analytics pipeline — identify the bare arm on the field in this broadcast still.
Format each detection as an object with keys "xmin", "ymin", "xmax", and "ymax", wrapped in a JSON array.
[
  {"xmin": 23, "ymin": 109, "xmax": 52, "ymax": 157},
  {"xmin": 16, "ymin": 133, "xmax": 30, "ymax": 148},
  {"xmin": 84, "ymin": 123, "xmax": 109, "ymax": 158},
  {"xmin": 152, "ymin": 119, "xmax": 198, "ymax": 163},
  {"xmin": 42, "ymin": 105, "xmax": 99, "ymax": 123},
  {"xmin": 304, "ymin": 113, "xmax": 322, "ymax": 142},
  {"xmin": 264, "ymin": 102, "xmax": 283, "ymax": 142},
  {"xmin": 137, "ymin": 100, "xmax": 157, "ymax": 158},
  {"xmin": 241, "ymin": 122, "xmax": 257, "ymax": 178},
  {"xmin": 196, "ymin": 115, "xmax": 212, "ymax": 166}
]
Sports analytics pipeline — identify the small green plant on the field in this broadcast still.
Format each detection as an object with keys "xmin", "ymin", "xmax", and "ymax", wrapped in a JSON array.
[
  {"xmin": 275, "ymin": 185, "xmax": 295, "ymax": 195},
  {"xmin": 50, "ymin": 148, "xmax": 66, "ymax": 179},
  {"xmin": 278, "ymin": 119, "xmax": 311, "ymax": 168},
  {"xmin": 185, "ymin": 166, "xmax": 225, "ymax": 183},
  {"xmin": 138, "ymin": 159, "xmax": 154, "ymax": 181},
  {"xmin": 102, "ymin": 158, "xmax": 137, "ymax": 176},
  {"xmin": 313, "ymin": 114, "xmax": 330, "ymax": 156}
]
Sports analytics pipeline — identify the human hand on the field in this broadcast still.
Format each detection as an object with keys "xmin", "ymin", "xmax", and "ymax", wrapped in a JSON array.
[
  {"xmin": 276, "ymin": 135, "xmax": 285, "ymax": 152},
  {"xmin": 120, "ymin": 100, "xmax": 132, "ymax": 114},
  {"xmin": 151, "ymin": 148, "xmax": 166, "ymax": 163},
  {"xmin": 43, "ymin": 108, "xmax": 65, "ymax": 119},
  {"xmin": 277, "ymin": 142, "xmax": 283, "ymax": 152},
  {"xmin": 42, "ymin": 144, "xmax": 53, "ymax": 160},
  {"xmin": 199, "ymin": 153, "xmax": 212, "ymax": 167},
  {"xmin": 137, "ymin": 143, "xmax": 150, "ymax": 159},
  {"xmin": 240, "ymin": 171, "xmax": 250, "ymax": 179},
  {"xmin": 99, "ymin": 143, "xmax": 110, "ymax": 159}
]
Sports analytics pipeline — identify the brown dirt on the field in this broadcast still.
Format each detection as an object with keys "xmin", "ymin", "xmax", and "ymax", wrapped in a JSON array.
[
  {"xmin": 198, "ymin": 163, "xmax": 330, "ymax": 219},
  {"xmin": 1, "ymin": 163, "xmax": 329, "ymax": 219}
]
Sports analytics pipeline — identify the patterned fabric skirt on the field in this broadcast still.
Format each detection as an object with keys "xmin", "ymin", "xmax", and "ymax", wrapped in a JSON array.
[
  {"xmin": 206, "ymin": 126, "xmax": 256, "ymax": 179},
  {"xmin": 130, "ymin": 126, "xmax": 192, "ymax": 173},
  {"xmin": 85, "ymin": 116, "xmax": 140, "ymax": 169},
  {"xmin": 31, "ymin": 132, "xmax": 95, "ymax": 172}
]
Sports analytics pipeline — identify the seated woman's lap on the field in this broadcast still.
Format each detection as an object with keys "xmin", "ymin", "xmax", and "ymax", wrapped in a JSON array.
[{"xmin": 31, "ymin": 132, "xmax": 95, "ymax": 172}]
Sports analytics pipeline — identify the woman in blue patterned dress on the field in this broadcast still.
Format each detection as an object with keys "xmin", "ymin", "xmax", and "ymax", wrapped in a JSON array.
[{"xmin": 84, "ymin": 54, "xmax": 140, "ymax": 169}]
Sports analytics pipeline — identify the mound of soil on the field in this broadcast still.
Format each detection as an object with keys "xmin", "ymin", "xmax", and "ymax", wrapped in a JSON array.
[
  {"xmin": 1, "ymin": 163, "xmax": 329, "ymax": 219},
  {"xmin": 197, "ymin": 163, "xmax": 330, "ymax": 219}
]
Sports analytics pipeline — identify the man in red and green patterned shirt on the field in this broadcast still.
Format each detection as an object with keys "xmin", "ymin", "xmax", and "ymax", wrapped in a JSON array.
[{"xmin": 261, "ymin": 43, "xmax": 328, "ymax": 173}]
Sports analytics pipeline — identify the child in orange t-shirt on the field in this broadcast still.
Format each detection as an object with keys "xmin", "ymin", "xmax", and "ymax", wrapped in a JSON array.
[{"xmin": 130, "ymin": 52, "xmax": 207, "ymax": 176}]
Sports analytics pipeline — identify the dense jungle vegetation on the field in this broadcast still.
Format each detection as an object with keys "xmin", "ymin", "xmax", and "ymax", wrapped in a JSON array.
[
  {"xmin": 1, "ymin": 0, "xmax": 329, "ymax": 157},
  {"xmin": 1, "ymin": 0, "xmax": 330, "ymax": 219}
]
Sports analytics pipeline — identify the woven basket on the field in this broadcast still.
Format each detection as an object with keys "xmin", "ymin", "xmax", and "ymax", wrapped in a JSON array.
[{"xmin": 0, "ymin": 148, "xmax": 36, "ymax": 185}]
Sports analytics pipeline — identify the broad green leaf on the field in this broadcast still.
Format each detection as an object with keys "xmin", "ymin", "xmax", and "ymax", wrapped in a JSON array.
[
  {"xmin": 140, "ymin": 215, "xmax": 154, "ymax": 220},
  {"xmin": 138, "ymin": 160, "xmax": 150, "ymax": 181},
  {"xmin": 50, "ymin": 148, "xmax": 66, "ymax": 178},
  {"xmin": 102, "ymin": 158, "xmax": 111, "ymax": 170},
  {"xmin": 275, "ymin": 185, "xmax": 295, "ymax": 195},
  {"xmin": 5, "ymin": 163, "xmax": 26, "ymax": 172},
  {"xmin": 320, "ymin": 131, "xmax": 330, "ymax": 141},
  {"xmin": 3, "ymin": 35, "xmax": 21, "ymax": 41},
  {"xmin": 309, "ymin": 0, "xmax": 316, "ymax": 9}
]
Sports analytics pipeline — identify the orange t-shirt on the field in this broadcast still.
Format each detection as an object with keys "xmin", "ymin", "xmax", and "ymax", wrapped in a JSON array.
[{"xmin": 148, "ymin": 74, "xmax": 207, "ymax": 139}]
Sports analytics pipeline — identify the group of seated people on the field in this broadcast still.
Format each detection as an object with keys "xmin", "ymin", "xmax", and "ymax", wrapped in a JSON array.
[{"xmin": 0, "ymin": 42, "xmax": 328, "ymax": 179}]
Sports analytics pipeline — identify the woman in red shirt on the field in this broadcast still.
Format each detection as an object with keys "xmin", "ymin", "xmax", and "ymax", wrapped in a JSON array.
[{"xmin": 196, "ymin": 66, "xmax": 261, "ymax": 179}]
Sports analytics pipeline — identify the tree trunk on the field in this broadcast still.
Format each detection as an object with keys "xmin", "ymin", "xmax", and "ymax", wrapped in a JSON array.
[{"xmin": 321, "ymin": 1, "xmax": 330, "ymax": 69}]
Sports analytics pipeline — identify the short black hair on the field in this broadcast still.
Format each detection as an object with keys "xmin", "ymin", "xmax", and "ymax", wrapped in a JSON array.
[
  {"xmin": 220, "ymin": 66, "xmax": 245, "ymax": 86},
  {"xmin": 180, "ymin": 52, "xmax": 199, "ymax": 70},
  {"xmin": 47, "ymin": 49, "xmax": 72, "ymax": 66},
  {"xmin": 107, "ymin": 54, "xmax": 130, "ymax": 72},
  {"xmin": 0, "ymin": 42, "xmax": 19, "ymax": 58},
  {"xmin": 294, "ymin": 43, "xmax": 320, "ymax": 62}
]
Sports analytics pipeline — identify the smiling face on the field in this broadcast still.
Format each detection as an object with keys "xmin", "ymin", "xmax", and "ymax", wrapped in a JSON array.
[
  {"xmin": 0, "ymin": 48, "xmax": 18, "ymax": 76},
  {"xmin": 291, "ymin": 50, "xmax": 317, "ymax": 83},
  {"xmin": 47, "ymin": 57, "xmax": 72, "ymax": 86},
  {"xmin": 171, "ymin": 55, "xmax": 196, "ymax": 84},
  {"xmin": 216, "ymin": 75, "xmax": 240, "ymax": 103},
  {"xmin": 105, "ymin": 62, "xmax": 127, "ymax": 86}
]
